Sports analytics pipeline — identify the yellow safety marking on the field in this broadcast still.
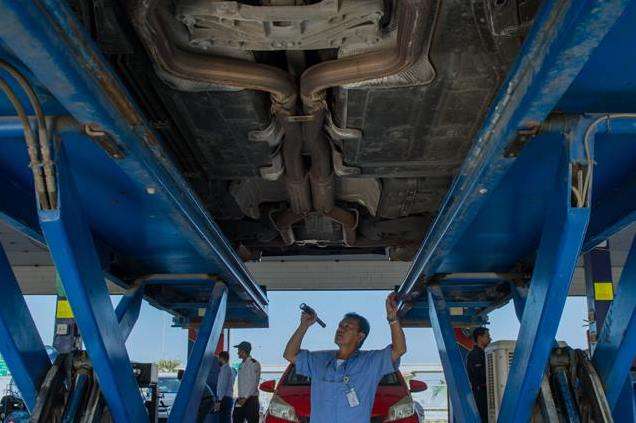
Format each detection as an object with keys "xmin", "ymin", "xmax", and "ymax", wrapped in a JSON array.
[
  {"xmin": 56, "ymin": 299, "xmax": 74, "ymax": 319},
  {"xmin": 594, "ymin": 282, "xmax": 614, "ymax": 301}
]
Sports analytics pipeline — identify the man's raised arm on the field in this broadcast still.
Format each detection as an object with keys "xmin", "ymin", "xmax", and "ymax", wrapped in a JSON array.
[
  {"xmin": 283, "ymin": 311, "xmax": 316, "ymax": 364},
  {"xmin": 386, "ymin": 293, "xmax": 407, "ymax": 362}
]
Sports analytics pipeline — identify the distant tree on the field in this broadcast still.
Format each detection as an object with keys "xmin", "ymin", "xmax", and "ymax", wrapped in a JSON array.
[{"xmin": 158, "ymin": 359, "xmax": 181, "ymax": 373}]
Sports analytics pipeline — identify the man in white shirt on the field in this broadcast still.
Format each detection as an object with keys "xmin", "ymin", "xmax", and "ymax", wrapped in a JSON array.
[
  {"xmin": 216, "ymin": 351, "xmax": 236, "ymax": 423},
  {"xmin": 233, "ymin": 341, "xmax": 261, "ymax": 423}
]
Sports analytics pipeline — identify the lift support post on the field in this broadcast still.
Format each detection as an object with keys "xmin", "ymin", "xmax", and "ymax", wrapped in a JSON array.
[
  {"xmin": 39, "ymin": 147, "xmax": 148, "ymax": 423},
  {"xmin": 428, "ymin": 284, "xmax": 480, "ymax": 422},
  {"xmin": 0, "ymin": 244, "xmax": 51, "ymax": 411},
  {"xmin": 593, "ymin": 236, "xmax": 636, "ymax": 416},
  {"xmin": 497, "ymin": 117, "xmax": 593, "ymax": 422},
  {"xmin": 169, "ymin": 283, "xmax": 228, "ymax": 423},
  {"xmin": 116, "ymin": 284, "xmax": 146, "ymax": 342}
]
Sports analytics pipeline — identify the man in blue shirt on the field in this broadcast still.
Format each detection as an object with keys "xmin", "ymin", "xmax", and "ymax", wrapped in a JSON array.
[
  {"xmin": 283, "ymin": 293, "xmax": 407, "ymax": 422},
  {"xmin": 215, "ymin": 351, "xmax": 236, "ymax": 423}
]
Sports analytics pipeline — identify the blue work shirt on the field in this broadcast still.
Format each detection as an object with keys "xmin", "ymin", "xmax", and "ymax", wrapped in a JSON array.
[
  {"xmin": 295, "ymin": 345, "xmax": 399, "ymax": 423},
  {"xmin": 216, "ymin": 363, "xmax": 236, "ymax": 399}
]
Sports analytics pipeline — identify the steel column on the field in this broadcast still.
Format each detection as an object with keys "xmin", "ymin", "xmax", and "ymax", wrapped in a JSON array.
[
  {"xmin": 497, "ymin": 138, "xmax": 591, "ymax": 422},
  {"xmin": 613, "ymin": 378, "xmax": 636, "ymax": 422},
  {"xmin": 0, "ymin": 243, "xmax": 50, "ymax": 410},
  {"xmin": 593, "ymin": 235, "xmax": 636, "ymax": 410},
  {"xmin": 115, "ymin": 284, "xmax": 146, "ymax": 341},
  {"xmin": 428, "ymin": 284, "xmax": 480, "ymax": 423},
  {"xmin": 170, "ymin": 282, "xmax": 228, "ymax": 423},
  {"xmin": 584, "ymin": 245, "xmax": 614, "ymax": 351},
  {"xmin": 39, "ymin": 148, "xmax": 147, "ymax": 423},
  {"xmin": 510, "ymin": 281, "xmax": 529, "ymax": 321}
]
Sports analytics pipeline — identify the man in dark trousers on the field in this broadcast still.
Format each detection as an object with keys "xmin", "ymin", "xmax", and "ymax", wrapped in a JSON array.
[
  {"xmin": 216, "ymin": 351, "xmax": 236, "ymax": 423},
  {"xmin": 233, "ymin": 342, "xmax": 261, "ymax": 423},
  {"xmin": 466, "ymin": 327, "xmax": 491, "ymax": 422}
]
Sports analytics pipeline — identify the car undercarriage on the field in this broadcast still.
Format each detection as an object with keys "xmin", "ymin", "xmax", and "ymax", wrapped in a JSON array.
[{"xmin": 72, "ymin": 0, "xmax": 541, "ymax": 260}]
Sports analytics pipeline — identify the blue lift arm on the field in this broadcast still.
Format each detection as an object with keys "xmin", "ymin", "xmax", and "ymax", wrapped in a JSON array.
[
  {"xmin": 497, "ymin": 126, "xmax": 593, "ymax": 422},
  {"xmin": 427, "ymin": 284, "xmax": 480, "ymax": 422},
  {"xmin": 115, "ymin": 284, "xmax": 146, "ymax": 342},
  {"xmin": 170, "ymin": 283, "xmax": 228, "ymax": 423},
  {"xmin": 593, "ymin": 235, "xmax": 636, "ymax": 410},
  {"xmin": 0, "ymin": 244, "xmax": 51, "ymax": 411},
  {"xmin": 39, "ymin": 147, "xmax": 148, "ymax": 423}
]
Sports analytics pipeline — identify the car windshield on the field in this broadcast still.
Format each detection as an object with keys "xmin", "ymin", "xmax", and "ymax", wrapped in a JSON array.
[
  {"xmin": 379, "ymin": 372, "xmax": 400, "ymax": 386},
  {"xmin": 158, "ymin": 377, "xmax": 180, "ymax": 393},
  {"xmin": 284, "ymin": 366, "xmax": 311, "ymax": 386},
  {"xmin": 283, "ymin": 366, "xmax": 400, "ymax": 386}
]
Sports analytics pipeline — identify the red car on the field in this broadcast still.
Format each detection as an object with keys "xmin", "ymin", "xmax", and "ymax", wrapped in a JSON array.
[{"xmin": 259, "ymin": 365, "xmax": 427, "ymax": 422}]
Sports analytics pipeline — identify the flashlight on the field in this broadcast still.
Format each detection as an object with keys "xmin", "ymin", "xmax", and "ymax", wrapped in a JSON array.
[{"xmin": 299, "ymin": 303, "xmax": 326, "ymax": 328}]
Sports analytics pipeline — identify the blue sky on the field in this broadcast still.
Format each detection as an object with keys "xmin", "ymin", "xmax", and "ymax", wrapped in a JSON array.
[{"xmin": 24, "ymin": 291, "xmax": 589, "ymax": 366}]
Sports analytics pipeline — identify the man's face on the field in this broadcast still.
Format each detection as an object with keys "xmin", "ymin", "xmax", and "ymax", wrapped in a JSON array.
[
  {"xmin": 238, "ymin": 349, "xmax": 248, "ymax": 360},
  {"xmin": 334, "ymin": 317, "xmax": 365, "ymax": 348},
  {"xmin": 478, "ymin": 331, "xmax": 491, "ymax": 348}
]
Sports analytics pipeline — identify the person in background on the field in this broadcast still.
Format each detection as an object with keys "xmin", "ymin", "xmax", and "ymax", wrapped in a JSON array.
[
  {"xmin": 215, "ymin": 351, "xmax": 236, "ymax": 423},
  {"xmin": 466, "ymin": 327, "xmax": 492, "ymax": 422},
  {"xmin": 282, "ymin": 293, "xmax": 407, "ymax": 423},
  {"xmin": 232, "ymin": 342, "xmax": 261, "ymax": 423}
]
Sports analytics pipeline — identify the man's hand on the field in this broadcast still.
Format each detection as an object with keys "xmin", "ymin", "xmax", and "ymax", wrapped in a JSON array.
[
  {"xmin": 284, "ymin": 310, "xmax": 314, "ymax": 364},
  {"xmin": 386, "ymin": 292, "xmax": 406, "ymax": 362},
  {"xmin": 236, "ymin": 397, "xmax": 247, "ymax": 407},
  {"xmin": 300, "ymin": 310, "xmax": 317, "ymax": 329},
  {"xmin": 386, "ymin": 292, "xmax": 398, "ymax": 322},
  {"xmin": 213, "ymin": 402, "xmax": 221, "ymax": 413}
]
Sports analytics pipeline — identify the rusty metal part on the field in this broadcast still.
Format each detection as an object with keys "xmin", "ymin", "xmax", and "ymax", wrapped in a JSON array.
[
  {"xmin": 270, "ymin": 209, "xmax": 305, "ymax": 245},
  {"xmin": 131, "ymin": 0, "xmax": 313, "ymax": 223},
  {"xmin": 282, "ymin": 119, "xmax": 312, "ymax": 214},
  {"xmin": 84, "ymin": 124, "xmax": 126, "ymax": 159},
  {"xmin": 336, "ymin": 178, "xmax": 380, "ymax": 216},
  {"xmin": 304, "ymin": 107, "xmax": 358, "ymax": 244},
  {"xmin": 324, "ymin": 207, "xmax": 358, "ymax": 246},
  {"xmin": 175, "ymin": 0, "xmax": 383, "ymax": 52},
  {"xmin": 300, "ymin": 0, "xmax": 429, "ymax": 112},
  {"xmin": 310, "ymin": 171, "xmax": 336, "ymax": 213},
  {"xmin": 130, "ymin": 0, "xmax": 297, "ymax": 111}
]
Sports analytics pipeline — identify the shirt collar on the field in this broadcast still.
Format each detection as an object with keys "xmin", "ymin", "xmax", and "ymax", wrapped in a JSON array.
[{"xmin": 330, "ymin": 349, "xmax": 360, "ymax": 366}]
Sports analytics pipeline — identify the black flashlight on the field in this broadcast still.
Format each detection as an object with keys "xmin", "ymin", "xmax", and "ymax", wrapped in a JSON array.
[{"xmin": 299, "ymin": 303, "xmax": 326, "ymax": 328}]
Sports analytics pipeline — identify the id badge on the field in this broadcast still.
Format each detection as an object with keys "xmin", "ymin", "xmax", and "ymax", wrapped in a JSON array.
[{"xmin": 346, "ymin": 388, "xmax": 360, "ymax": 408}]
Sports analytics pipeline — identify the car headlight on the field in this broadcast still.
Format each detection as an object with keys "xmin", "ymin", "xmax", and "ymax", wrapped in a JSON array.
[
  {"xmin": 267, "ymin": 395, "xmax": 299, "ymax": 422},
  {"xmin": 384, "ymin": 395, "xmax": 415, "ymax": 422}
]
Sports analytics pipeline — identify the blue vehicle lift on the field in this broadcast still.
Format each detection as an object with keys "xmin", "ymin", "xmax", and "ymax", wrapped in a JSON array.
[{"xmin": 0, "ymin": 0, "xmax": 634, "ymax": 421}]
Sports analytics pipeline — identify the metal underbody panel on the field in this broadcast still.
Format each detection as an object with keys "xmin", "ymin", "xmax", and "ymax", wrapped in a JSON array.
[{"xmin": 89, "ymin": 0, "xmax": 541, "ymax": 259}]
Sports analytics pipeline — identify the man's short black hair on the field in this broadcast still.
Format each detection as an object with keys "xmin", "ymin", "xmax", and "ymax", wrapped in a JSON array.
[
  {"xmin": 343, "ymin": 313, "xmax": 370, "ymax": 348},
  {"xmin": 218, "ymin": 351, "xmax": 229, "ymax": 362},
  {"xmin": 472, "ymin": 327, "xmax": 489, "ymax": 343}
]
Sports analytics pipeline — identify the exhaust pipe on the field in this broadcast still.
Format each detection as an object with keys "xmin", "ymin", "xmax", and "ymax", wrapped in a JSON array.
[
  {"xmin": 132, "ymin": 0, "xmax": 428, "ymax": 248},
  {"xmin": 300, "ymin": 0, "xmax": 429, "ymax": 112},
  {"xmin": 299, "ymin": 0, "xmax": 429, "ymax": 246},
  {"xmin": 130, "ymin": 0, "xmax": 296, "ymax": 110},
  {"xmin": 130, "ymin": 0, "xmax": 311, "ymax": 217}
]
